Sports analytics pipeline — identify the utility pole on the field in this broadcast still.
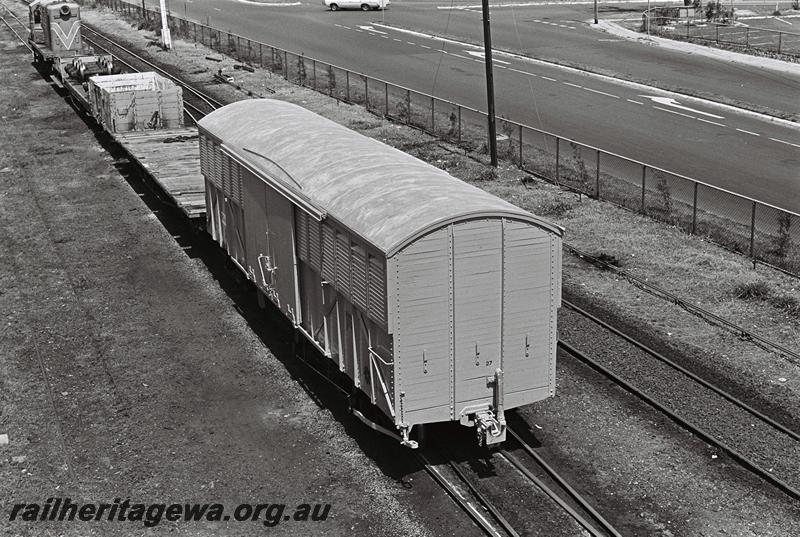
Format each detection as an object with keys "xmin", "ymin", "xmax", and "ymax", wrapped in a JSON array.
[
  {"xmin": 594, "ymin": 0, "xmax": 598, "ymax": 24},
  {"xmin": 159, "ymin": 0, "xmax": 172, "ymax": 50},
  {"xmin": 481, "ymin": 0, "xmax": 498, "ymax": 167}
]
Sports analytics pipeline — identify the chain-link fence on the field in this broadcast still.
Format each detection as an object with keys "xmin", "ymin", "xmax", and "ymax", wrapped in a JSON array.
[
  {"xmin": 643, "ymin": 9, "xmax": 800, "ymax": 57},
  {"xmin": 96, "ymin": 0, "xmax": 800, "ymax": 276}
]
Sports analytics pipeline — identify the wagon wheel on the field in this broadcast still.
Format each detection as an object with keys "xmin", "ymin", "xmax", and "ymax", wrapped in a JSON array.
[
  {"xmin": 360, "ymin": 3, "xmax": 370, "ymax": 10},
  {"xmin": 329, "ymin": 3, "xmax": 339, "ymax": 10}
]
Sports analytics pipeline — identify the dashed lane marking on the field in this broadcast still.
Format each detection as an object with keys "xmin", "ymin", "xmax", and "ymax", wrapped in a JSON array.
[
  {"xmin": 654, "ymin": 106, "xmax": 696, "ymax": 119},
  {"xmin": 583, "ymin": 87, "xmax": 619, "ymax": 99},
  {"xmin": 541, "ymin": 75, "xmax": 556, "ymax": 81},
  {"xmin": 770, "ymin": 137, "xmax": 800, "ymax": 148},
  {"xmin": 697, "ymin": 118, "xmax": 726, "ymax": 127},
  {"xmin": 736, "ymin": 128, "xmax": 760, "ymax": 136},
  {"xmin": 563, "ymin": 81, "xmax": 581, "ymax": 88},
  {"xmin": 627, "ymin": 99, "xmax": 644, "ymax": 105}
]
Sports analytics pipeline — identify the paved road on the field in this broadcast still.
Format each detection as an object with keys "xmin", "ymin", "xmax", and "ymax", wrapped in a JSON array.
[{"xmin": 160, "ymin": 0, "xmax": 799, "ymax": 210}]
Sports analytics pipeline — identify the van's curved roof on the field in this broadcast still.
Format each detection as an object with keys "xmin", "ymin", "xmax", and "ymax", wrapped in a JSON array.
[{"xmin": 199, "ymin": 99, "xmax": 562, "ymax": 256}]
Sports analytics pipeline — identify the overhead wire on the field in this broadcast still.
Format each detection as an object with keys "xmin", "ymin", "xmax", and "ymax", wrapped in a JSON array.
[
  {"xmin": 429, "ymin": 0, "xmax": 456, "ymax": 97},
  {"xmin": 509, "ymin": 1, "xmax": 550, "ymax": 151}
]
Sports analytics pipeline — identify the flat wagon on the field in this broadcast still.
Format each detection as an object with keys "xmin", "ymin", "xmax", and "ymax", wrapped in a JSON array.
[{"xmin": 200, "ymin": 99, "xmax": 564, "ymax": 447}]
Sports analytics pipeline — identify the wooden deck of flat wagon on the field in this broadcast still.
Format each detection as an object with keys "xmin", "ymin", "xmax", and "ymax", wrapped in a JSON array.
[{"xmin": 112, "ymin": 128, "xmax": 206, "ymax": 221}]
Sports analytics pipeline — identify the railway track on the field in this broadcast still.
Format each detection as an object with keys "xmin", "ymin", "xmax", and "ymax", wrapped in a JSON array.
[
  {"xmin": 80, "ymin": 24, "xmax": 222, "ymax": 123},
  {"xmin": 5, "ymin": 2, "xmax": 798, "ymax": 529},
  {"xmin": 559, "ymin": 301, "xmax": 800, "ymax": 503},
  {"xmin": 0, "ymin": 0, "xmax": 31, "ymax": 51}
]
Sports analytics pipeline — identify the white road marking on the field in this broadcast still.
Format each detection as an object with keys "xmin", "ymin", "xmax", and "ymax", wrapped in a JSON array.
[
  {"xmin": 541, "ymin": 75, "xmax": 556, "ymax": 81},
  {"xmin": 420, "ymin": 44, "xmax": 431, "ymax": 49},
  {"xmin": 406, "ymin": 41, "xmax": 416, "ymax": 45},
  {"xmin": 627, "ymin": 99, "xmax": 644, "ymax": 105},
  {"xmin": 770, "ymin": 137, "xmax": 800, "ymax": 148},
  {"xmin": 393, "ymin": 38, "xmax": 401, "ymax": 41},
  {"xmin": 370, "ymin": 22, "xmax": 800, "ymax": 130},
  {"xmin": 583, "ymin": 87, "xmax": 619, "ymax": 98},
  {"xmin": 775, "ymin": 17, "xmax": 793, "ymax": 25},
  {"xmin": 736, "ymin": 128, "xmax": 760, "ymax": 136},
  {"xmin": 466, "ymin": 51, "xmax": 510, "ymax": 64},
  {"xmin": 697, "ymin": 118, "xmax": 726, "ymax": 127},
  {"xmin": 654, "ymin": 105, "xmax": 696, "ymax": 119},
  {"xmin": 358, "ymin": 25, "xmax": 387, "ymax": 34},
  {"xmin": 640, "ymin": 95, "xmax": 725, "ymax": 119},
  {"xmin": 563, "ymin": 82, "xmax": 581, "ymax": 88},
  {"xmin": 508, "ymin": 67, "xmax": 535, "ymax": 77},
  {"xmin": 213, "ymin": 7, "xmax": 221, "ymax": 10}
]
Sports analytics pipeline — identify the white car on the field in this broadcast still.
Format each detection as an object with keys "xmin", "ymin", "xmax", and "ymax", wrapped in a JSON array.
[{"xmin": 324, "ymin": 0, "xmax": 389, "ymax": 11}]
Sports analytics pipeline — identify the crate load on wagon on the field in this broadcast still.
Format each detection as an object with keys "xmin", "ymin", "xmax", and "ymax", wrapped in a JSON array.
[
  {"xmin": 198, "ymin": 99, "xmax": 563, "ymax": 448},
  {"xmin": 88, "ymin": 72, "xmax": 184, "ymax": 133}
]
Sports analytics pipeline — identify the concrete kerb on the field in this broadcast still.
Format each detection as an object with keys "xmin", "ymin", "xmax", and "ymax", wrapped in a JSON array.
[{"xmin": 596, "ymin": 20, "xmax": 800, "ymax": 78}]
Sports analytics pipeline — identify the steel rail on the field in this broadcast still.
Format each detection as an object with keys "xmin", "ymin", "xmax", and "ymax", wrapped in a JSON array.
[
  {"xmin": 283, "ymin": 343, "xmax": 509, "ymax": 537},
  {"xmin": 497, "ymin": 450, "xmax": 610, "ymax": 537},
  {"xmin": 442, "ymin": 454, "xmax": 520, "ymax": 537},
  {"xmin": 558, "ymin": 339, "xmax": 800, "ymax": 503},
  {"xmin": 81, "ymin": 24, "xmax": 222, "ymax": 112},
  {"xmin": 79, "ymin": 34, "xmax": 209, "ymax": 127},
  {"xmin": 0, "ymin": 2, "xmax": 32, "ymax": 51},
  {"xmin": 562, "ymin": 298, "xmax": 800, "ymax": 443},
  {"xmin": 505, "ymin": 429, "xmax": 623, "ymax": 537},
  {"xmin": 564, "ymin": 243, "xmax": 800, "ymax": 363}
]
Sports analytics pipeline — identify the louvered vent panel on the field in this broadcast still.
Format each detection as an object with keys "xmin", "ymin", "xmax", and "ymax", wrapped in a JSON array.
[
  {"xmin": 231, "ymin": 161, "xmax": 242, "ymax": 205},
  {"xmin": 335, "ymin": 232, "xmax": 351, "ymax": 298},
  {"xmin": 308, "ymin": 218, "xmax": 322, "ymax": 272},
  {"xmin": 211, "ymin": 140, "xmax": 221, "ymax": 188},
  {"xmin": 221, "ymin": 154, "xmax": 230, "ymax": 197},
  {"xmin": 295, "ymin": 210, "xmax": 309, "ymax": 263},
  {"xmin": 368, "ymin": 255, "xmax": 387, "ymax": 326},
  {"xmin": 350, "ymin": 244, "xmax": 368, "ymax": 312},
  {"xmin": 199, "ymin": 136, "xmax": 208, "ymax": 177},
  {"xmin": 321, "ymin": 224, "xmax": 336, "ymax": 283}
]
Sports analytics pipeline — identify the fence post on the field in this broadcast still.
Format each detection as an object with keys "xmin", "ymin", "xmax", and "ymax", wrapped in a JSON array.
[
  {"xmin": 750, "ymin": 201, "xmax": 756, "ymax": 267},
  {"xmin": 716, "ymin": 24, "xmax": 719, "ymax": 43},
  {"xmin": 406, "ymin": 89, "xmax": 411, "ymax": 125},
  {"xmin": 595, "ymin": 150, "xmax": 600, "ymax": 199},
  {"xmin": 346, "ymin": 71, "xmax": 350, "ymax": 102},
  {"xmin": 518, "ymin": 124, "xmax": 523, "ymax": 167},
  {"xmin": 778, "ymin": 32, "xmax": 782, "ymax": 54},
  {"xmin": 284, "ymin": 50, "xmax": 288, "ymax": 79},
  {"xmin": 745, "ymin": 27, "xmax": 749, "ymax": 47},
  {"xmin": 691, "ymin": 182, "xmax": 698, "ymax": 234},
  {"xmin": 431, "ymin": 97, "xmax": 435, "ymax": 134},
  {"xmin": 641, "ymin": 165, "xmax": 647, "ymax": 213},
  {"xmin": 312, "ymin": 60, "xmax": 317, "ymax": 90},
  {"xmin": 555, "ymin": 137, "xmax": 560, "ymax": 183},
  {"xmin": 259, "ymin": 43, "xmax": 263, "ymax": 67},
  {"xmin": 365, "ymin": 77, "xmax": 368, "ymax": 109},
  {"xmin": 458, "ymin": 104, "xmax": 461, "ymax": 143},
  {"xmin": 385, "ymin": 82, "xmax": 389, "ymax": 116}
]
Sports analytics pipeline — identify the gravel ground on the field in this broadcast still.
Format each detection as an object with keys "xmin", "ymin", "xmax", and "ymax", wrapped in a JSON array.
[
  {"xmin": 0, "ymin": 26, "xmax": 480, "ymax": 537},
  {"xmin": 520, "ymin": 356, "xmax": 800, "ymax": 536},
  {"xmin": 2, "ymin": 2, "xmax": 799, "ymax": 535}
]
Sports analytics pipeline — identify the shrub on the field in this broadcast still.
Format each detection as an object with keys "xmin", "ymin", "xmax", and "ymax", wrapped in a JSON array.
[
  {"xmin": 734, "ymin": 281, "xmax": 771, "ymax": 300},
  {"xmin": 772, "ymin": 212, "xmax": 792, "ymax": 259}
]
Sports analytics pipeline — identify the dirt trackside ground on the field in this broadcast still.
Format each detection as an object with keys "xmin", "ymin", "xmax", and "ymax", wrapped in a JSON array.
[{"xmin": 0, "ymin": 25, "xmax": 480, "ymax": 537}]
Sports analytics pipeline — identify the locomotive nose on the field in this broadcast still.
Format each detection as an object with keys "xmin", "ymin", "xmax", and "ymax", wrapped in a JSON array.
[{"xmin": 59, "ymin": 5, "xmax": 71, "ymax": 17}]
